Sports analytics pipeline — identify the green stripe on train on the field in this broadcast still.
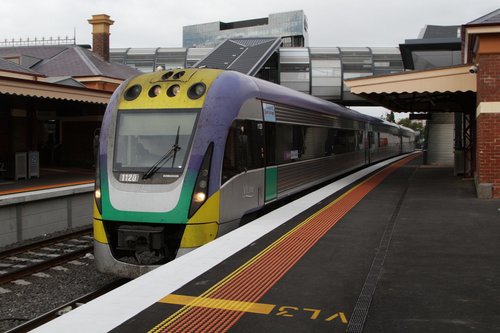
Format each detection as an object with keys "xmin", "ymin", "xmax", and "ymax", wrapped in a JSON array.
[
  {"xmin": 100, "ymin": 169, "xmax": 196, "ymax": 224},
  {"xmin": 265, "ymin": 166, "xmax": 277, "ymax": 201}
]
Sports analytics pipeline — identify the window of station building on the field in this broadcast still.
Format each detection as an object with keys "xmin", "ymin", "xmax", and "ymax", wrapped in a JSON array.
[
  {"xmin": 281, "ymin": 36, "xmax": 305, "ymax": 47},
  {"xmin": 411, "ymin": 50, "xmax": 462, "ymax": 70},
  {"xmin": 222, "ymin": 120, "xmax": 264, "ymax": 184},
  {"xmin": 126, "ymin": 61, "xmax": 154, "ymax": 72},
  {"xmin": 280, "ymin": 63, "xmax": 310, "ymax": 72}
]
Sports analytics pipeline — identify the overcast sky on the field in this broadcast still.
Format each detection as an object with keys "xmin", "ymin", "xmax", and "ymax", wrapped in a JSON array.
[
  {"xmin": 3, "ymin": 0, "xmax": 498, "ymax": 48},
  {"xmin": 2, "ymin": 0, "xmax": 498, "ymax": 119}
]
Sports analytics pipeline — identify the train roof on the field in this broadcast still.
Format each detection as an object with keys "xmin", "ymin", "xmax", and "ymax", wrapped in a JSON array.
[
  {"xmin": 398, "ymin": 124, "xmax": 416, "ymax": 135},
  {"xmin": 236, "ymin": 72, "xmax": 414, "ymax": 134},
  {"xmin": 232, "ymin": 71, "xmax": 384, "ymax": 125}
]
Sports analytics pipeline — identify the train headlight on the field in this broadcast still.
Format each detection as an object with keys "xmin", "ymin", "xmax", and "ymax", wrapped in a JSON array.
[
  {"xmin": 193, "ymin": 192, "xmax": 206, "ymax": 203},
  {"xmin": 167, "ymin": 84, "xmax": 180, "ymax": 97},
  {"xmin": 95, "ymin": 156, "xmax": 102, "ymax": 214},
  {"xmin": 188, "ymin": 83, "xmax": 206, "ymax": 99},
  {"xmin": 148, "ymin": 85, "xmax": 162, "ymax": 98},
  {"xmin": 124, "ymin": 84, "xmax": 142, "ymax": 101},
  {"xmin": 189, "ymin": 143, "xmax": 214, "ymax": 218}
]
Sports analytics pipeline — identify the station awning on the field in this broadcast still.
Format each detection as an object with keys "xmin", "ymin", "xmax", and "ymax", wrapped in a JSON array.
[
  {"xmin": 194, "ymin": 37, "xmax": 282, "ymax": 76},
  {"xmin": 344, "ymin": 65, "xmax": 476, "ymax": 113},
  {"xmin": 0, "ymin": 75, "xmax": 112, "ymax": 104}
]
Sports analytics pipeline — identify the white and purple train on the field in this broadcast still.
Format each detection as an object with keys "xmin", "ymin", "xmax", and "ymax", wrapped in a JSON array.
[{"xmin": 93, "ymin": 68, "xmax": 415, "ymax": 278}]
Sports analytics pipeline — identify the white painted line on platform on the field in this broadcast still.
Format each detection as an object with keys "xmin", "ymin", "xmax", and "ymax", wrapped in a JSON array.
[{"xmin": 33, "ymin": 154, "xmax": 415, "ymax": 333}]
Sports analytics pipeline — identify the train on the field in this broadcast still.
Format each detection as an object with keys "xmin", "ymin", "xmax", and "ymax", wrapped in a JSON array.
[{"xmin": 93, "ymin": 68, "xmax": 415, "ymax": 278}]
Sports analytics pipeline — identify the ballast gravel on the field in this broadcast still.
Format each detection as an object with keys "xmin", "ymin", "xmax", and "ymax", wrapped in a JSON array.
[{"xmin": 0, "ymin": 252, "xmax": 119, "ymax": 332}]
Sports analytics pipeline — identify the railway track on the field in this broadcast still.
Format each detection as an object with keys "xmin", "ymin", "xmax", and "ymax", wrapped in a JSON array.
[
  {"xmin": 0, "ymin": 228, "xmax": 93, "ymax": 285},
  {"xmin": 5, "ymin": 278, "xmax": 129, "ymax": 333}
]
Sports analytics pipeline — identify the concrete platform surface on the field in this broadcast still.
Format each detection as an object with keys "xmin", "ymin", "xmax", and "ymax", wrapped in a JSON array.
[{"xmin": 32, "ymin": 155, "xmax": 500, "ymax": 332}]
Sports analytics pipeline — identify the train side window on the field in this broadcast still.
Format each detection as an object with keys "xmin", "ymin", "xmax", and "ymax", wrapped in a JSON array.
[
  {"xmin": 368, "ymin": 132, "xmax": 375, "ymax": 149},
  {"xmin": 333, "ymin": 129, "xmax": 350, "ymax": 154},
  {"xmin": 222, "ymin": 120, "xmax": 264, "ymax": 184},
  {"xmin": 357, "ymin": 130, "xmax": 364, "ymax": 151},
  {"xmin": 275, "ymin": 123, "xmax": 307, "ymax": 164}
]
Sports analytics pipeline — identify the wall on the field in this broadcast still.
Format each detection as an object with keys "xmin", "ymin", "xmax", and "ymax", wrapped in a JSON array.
[
  {"xmin": 0, "ymin": 185, "xmax": 93, "ymax": 247},
  {"xmin": 476, "ymin": 52, "xmax": 500, "ymax": 198},
  {"xmin": 426, "ymin": 113, "xmax": 455, "ymax": 166}
]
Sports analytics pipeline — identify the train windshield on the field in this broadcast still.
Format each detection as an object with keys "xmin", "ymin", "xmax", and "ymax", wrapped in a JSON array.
[{"xmin": 113, "ymin": 109, "xmax": 198, "ymax": 173}]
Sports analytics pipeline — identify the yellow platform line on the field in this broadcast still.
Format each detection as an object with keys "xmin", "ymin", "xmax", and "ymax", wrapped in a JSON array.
[{"xmin": 160, "ymin": 294, "xmax": 276, "ymax": 315}]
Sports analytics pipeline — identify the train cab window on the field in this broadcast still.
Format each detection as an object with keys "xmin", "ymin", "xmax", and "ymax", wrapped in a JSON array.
[
  {"xmin": 222, "ymin": 120, "xmax": 264, "ymax": 184},
  {"xmin": 113, "ymin": 109, "xmax": 198, "ymax": 175}
]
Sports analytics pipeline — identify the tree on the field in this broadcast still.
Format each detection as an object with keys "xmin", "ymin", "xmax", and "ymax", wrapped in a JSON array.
[
  {"xmin": 387, "ymin": 111, "xmax": 395, "ymax": 123},
  {"xmin": 397, "ymin": 118, "xmax": 425, "ymax": 133},
  {"xmin": 383, "ymin": 111, "xmax": 396, "ymax": 123}
]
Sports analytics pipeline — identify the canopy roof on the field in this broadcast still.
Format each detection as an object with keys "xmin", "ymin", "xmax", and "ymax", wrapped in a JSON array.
[{"xmin": 344, "ymin": 65, "xmax": 476, "ymax": 113}]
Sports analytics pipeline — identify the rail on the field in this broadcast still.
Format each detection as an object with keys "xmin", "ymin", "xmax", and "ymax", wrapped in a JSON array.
[{"xmin": 0, "ymin": 228, "xmax": 93, "ymax": 285}]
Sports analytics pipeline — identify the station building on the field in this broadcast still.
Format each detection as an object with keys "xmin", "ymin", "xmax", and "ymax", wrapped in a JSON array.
[
  {"xmin": 0, "ymin": 15, "xmax": 139, "ymax": 178},
  {"xmin": 183, "ymin": 10, "xmax": 309, "ymax": 48}
]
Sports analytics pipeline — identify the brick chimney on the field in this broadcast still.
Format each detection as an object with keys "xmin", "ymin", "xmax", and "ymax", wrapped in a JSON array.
[{"xmin": 88, "ymin": 14, "xmax": 114, "ymax": 61}]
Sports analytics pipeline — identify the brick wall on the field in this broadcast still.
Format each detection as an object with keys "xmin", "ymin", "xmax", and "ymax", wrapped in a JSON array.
[
  {"xmin": 92, "ymin": 33, "xmax": 110, "ymax": 61},
  {"xmin": 476, "ymin": 112, "xmax": 500, "ymax": 197},
  {"xmin": 476, "ymin": 53, "xmax": 500, "ymax": 198},
  {"xmin": 478, "ymin": 54, "xmax": 500, "ymax": 102}
]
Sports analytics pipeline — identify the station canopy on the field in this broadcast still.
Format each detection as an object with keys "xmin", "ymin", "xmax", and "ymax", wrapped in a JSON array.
[{"xmin": 344, "ymin": 64, "xmax": 477, "ymax": 114}]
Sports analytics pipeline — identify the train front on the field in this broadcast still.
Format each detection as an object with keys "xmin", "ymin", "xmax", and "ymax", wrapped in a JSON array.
[{"xmin": 93, "ymin": 69, "xmax": 222, "ymax": 278}]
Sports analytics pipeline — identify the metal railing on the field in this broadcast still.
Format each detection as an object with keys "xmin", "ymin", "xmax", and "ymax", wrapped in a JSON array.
[{"xmin": 0, "ymin": 36, "xmax": 75, "ymax": 47}]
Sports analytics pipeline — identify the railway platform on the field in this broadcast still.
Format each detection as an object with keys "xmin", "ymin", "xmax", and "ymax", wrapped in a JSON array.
[
  {"xmin": 0, "ymin": 167, "xmax": 94, "ymax": 248},
  {"xmin": 33, "ymin": 153, "xmax": 500, "ymax": 332},
  {"xmin": 0, "ymin": 167, "xmax": 94, "ymax": 196}
]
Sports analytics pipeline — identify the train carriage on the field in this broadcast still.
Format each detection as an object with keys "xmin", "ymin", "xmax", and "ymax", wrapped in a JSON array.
[{"xmin": 93, "ymin": 68, "xmax": 414, "ymax": 278}]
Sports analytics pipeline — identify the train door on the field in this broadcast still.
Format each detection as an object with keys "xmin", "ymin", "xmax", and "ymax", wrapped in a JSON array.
[{"xmin": 220, "ymin": 119, "xmax": 265, "ymax": 226}]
